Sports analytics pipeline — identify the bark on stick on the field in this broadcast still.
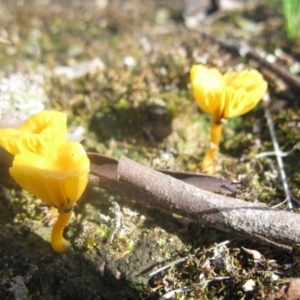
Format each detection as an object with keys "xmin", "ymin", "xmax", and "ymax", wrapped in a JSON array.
[{"xmin": 117, "ymin": 156, "xmax": 300, "ymax": 252}]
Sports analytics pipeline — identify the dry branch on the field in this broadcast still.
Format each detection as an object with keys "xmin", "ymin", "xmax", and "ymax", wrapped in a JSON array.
[
  {"xmin": 2, "ymin": 147, "xmax": 299, "ymax": 252},
  {"xmin": 117, "ymin": 156, "xmax": 300, "ymax": 252},
  {"xmin": 87, "ymin": 152, "xmax": 238, "ymax": 195},
  {"xmin": 202, "ymin": 33, "xmax": 300, "ymax": 94}
]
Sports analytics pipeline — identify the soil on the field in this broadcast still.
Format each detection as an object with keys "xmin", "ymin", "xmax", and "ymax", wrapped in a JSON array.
[{"xmin": 0, "ymin": 0, "xmax": 300, "ymax": 299}]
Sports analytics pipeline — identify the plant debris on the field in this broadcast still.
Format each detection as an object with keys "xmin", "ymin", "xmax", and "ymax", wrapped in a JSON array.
[{"xmin": 0, "ymin": 0, "xmax": 300, "ymax": 299}]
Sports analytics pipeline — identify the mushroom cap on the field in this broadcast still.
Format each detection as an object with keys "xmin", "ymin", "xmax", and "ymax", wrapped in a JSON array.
[
  {"xmin": 10, "ymin": 140, "xmax": 90, "ymax": 210},
  {"xmin": 190, "ymin": 64, "xmax": 268, "ymax": 120}
]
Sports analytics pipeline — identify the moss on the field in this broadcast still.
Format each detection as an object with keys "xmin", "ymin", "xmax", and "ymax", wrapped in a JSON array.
[{"xmin": 0, "ymin": 0, "xmax": 300, "ymax": 299}]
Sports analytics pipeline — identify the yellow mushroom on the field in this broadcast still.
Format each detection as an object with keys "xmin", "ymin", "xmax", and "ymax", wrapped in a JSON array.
[
  {"xmin": 0, "ymin": 111, "xmax": 90, "ymax": 252},
  {"xmin": 0, "ymin": 110, "xmax": 67, "ymax": 155},
  {"xmin": 51, "ymin": 209, "xmax": 73, "ymax": 253},
  {"xmin": 10, "ymin": 141, "xmax": 90, "ymax": 210},
  {"xmin": 190, "ymin": 64, "xmax": 268, "ymax": 173}
]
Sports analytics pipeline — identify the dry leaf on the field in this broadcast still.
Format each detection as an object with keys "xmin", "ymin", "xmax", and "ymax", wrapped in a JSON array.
[{"xmin": 242, "ymin": 246, "xmax": 263, "ymax": 260}]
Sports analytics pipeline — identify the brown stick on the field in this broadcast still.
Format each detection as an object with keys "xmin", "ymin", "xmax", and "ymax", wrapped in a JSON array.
[
  {"xmin": 1, "ymin": 148, "xmax": 297, "ymax": 251},
  {"xmin": 87, "ymin": 152, "xmax": 238, "ymax": 195},
  {"xmin": 117, "ymin": 156, "xmax": 300, "ymax": 252},
  {"xmin": 202, "ymin": 32, "xmax": 300, "ymax": 93},
  {"xmin": 87, "ymin": 152, "xmax": 239, "ymax": 212}
]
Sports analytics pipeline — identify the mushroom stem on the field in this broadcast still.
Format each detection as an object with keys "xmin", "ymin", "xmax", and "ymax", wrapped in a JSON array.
[
  {"xmin": 51, "ymin": 209, "xmax": 73, "ymax": 253},
  {"xmin": 202, "ymin": 117, "xmax": 223, "ymax": 173}
]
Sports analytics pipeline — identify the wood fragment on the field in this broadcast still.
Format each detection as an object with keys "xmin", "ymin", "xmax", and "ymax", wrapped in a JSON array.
[
  {"xmin": 87, "ymin": 152, "xmax": 238, "ymax": 196},
  {"xmin": 1, "ymin": 148, "xmax": 298, "ymax": 252},
  {"xmin": 202, "ymin": 32, "xmax": 300, "ymax": 93},
  {"xmin": 0, "ymin": 146, "xmax": 15, "ymax": 184},
  {"xmin": 117, "ymin": 156, "xmax": 300, "ymax": 252}
]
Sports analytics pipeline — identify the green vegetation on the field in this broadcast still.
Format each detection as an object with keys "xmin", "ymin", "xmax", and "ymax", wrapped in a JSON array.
[
  {"xmin": 0, "ymin": 1, "xmax": 300, "ymax": 299},
  {"xmin": 270, "ymin": 0, "xmax": 300, "ymax": 39}
]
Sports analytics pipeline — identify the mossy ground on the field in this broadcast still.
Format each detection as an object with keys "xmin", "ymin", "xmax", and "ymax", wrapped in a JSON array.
[{"xmin": 0, "ymin": 1, "xmax": 300, "ymax": 299}]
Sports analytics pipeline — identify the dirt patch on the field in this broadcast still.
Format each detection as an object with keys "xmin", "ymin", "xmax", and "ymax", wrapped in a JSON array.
[{"xmin": 0, "ymin": 0, "xmax": 300, "ymax": 299}]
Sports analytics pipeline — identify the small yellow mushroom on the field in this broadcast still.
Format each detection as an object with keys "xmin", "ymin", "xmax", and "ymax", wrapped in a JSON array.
[
  {"xmin": 0, "ymin": 111, "xmax": 90, "ymax": 252},
  {"xmin": 51, "ymin": 209, "xmax": 73, "ymax": 253},
  {"xmin": 190, "ymin": 64, "xmax": 268, "ymax": 173},
  {"xmin": 10, "ymin": 141, "xmax": 90, "ymax": 210},
  {"xmin": 10, "ymin": 142, "xmax": 89, "ymax": 253},
  {"xmin": 0, "ymin": 111, "xmax": 67, "ymax": 155}
]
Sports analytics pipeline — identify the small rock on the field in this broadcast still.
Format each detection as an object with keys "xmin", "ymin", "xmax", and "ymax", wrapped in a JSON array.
[
  {"xmin": 9, "ymin": 276, "xmax": 28, "ymax": 300},
  {"xmin": 123, "ymin": 56, "xmax": 137, "ymax": 68},
  {"xmin": 242, "ymin": 279, "xmax": 256, "ymax": 292},
  {"xmin": 53, "ymin": 57, "xmax": 105, "ymax": 79},
  {"xmin": 0, "ymin": 72, "xmax": 47, "ymax": 123}
]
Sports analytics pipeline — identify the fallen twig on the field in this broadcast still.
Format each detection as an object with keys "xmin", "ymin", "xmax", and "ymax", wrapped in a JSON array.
[
  {"xmin": 202, "ymin": 33, "xmax": 300, "ymax": 93},
  {"xmin": 255, "ymin": 141, "xmax": 300, "ymax": 159},
  {"xmin": 0, "ymin": 146, "xmax": 15, "ymax": 185},
  {"xmin": 2, "ymin": 148, "xmax": 299, "ymax": 252},
  {"xmin": 148, "ymin": 240, "xmax": 230, "ymax": 278},
  {"xmin": 87, "ymin": 152, "xmax": 239, "ymax": 197},
  {"xmin": 159, "ymin": 276, "xmax": 232, "ymax": 300},
  {"xmin": 264, "ymin": 107, "xmax": 292, "ymax": 209},
  {"xmin": 117, "ymin": 156, "xmax": 300, "ymax": 252}
]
